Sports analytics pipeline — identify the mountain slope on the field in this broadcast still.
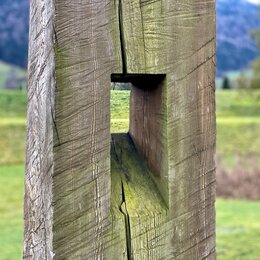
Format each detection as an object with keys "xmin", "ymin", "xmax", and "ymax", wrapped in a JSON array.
[
  {"xmin": 217, "ymin": 0, "xmax": 260, "ymax": 75},
  {"xmin": 0, "ymin": 0, "xmax": 29, "ymax": 68}
]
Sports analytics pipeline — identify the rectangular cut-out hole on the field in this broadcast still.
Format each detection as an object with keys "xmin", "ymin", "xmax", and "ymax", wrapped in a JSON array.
[
  {"xmin": 110, "ymin": 73, "xmax": 168, "ymax": 205},
  {"xmin": 110, "ymin": 73, "xmax": 166, "ymax": 134}
]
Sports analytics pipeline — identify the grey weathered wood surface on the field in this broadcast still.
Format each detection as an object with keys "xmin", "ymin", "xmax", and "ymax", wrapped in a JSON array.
[
  {"xmin": 24, "ymin": 0, "xmax": 216, "ymax": 259},
  {"xmin": 23, "ymin": 0, "xmax": 55, "ymax": 258}
]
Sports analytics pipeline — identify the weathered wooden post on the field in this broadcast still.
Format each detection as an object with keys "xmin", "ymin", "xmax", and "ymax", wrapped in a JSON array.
[{"xmin": 24, "ymin": 0, "xmax": 216, "ymax": 259}]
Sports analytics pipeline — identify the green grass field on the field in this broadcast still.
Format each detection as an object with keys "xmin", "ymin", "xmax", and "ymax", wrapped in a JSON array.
[
  {"xmin": 216, "ymin": 91, "xmax": 260, "ymax": 167},
  {"xmin": 0, "ymin": 89, "xmax": 260, "ymax": 259},
  {"xmin": 217, "ymin": 199, "xmax": 260, "ymax": 259},
  {"xmin": 0, "ymin": 165, "xmax": 24, "ymax": 260}
]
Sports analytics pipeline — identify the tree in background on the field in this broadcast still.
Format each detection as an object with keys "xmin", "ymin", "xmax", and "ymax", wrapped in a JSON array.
[
  {"xmin": 240, "ymin": 29, "xmax": 260, "ymax": 90},
  {"xmin": 250, "ymin": 57, "xmax": 260, "ymax": 89},
  {"xmin": 252, "ymin": 28, "xmax": 260, "ymax": 48},
  {"xmin": 237, "ymin": 72, "xmax": 249, "ymax": 90},
  {"xmin": 237, "ymin": 29, "xmax": 260, "ymax": 89},
  {"xmin": 222, "ymin": 76, "xmax": 231, "ymax": 90},
  {"xmin": 245, "ymin": 27, "xmax": 260, "ymax": 90}
]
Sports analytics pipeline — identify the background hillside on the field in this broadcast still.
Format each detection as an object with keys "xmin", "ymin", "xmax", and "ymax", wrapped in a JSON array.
[
  {"xmin": 0, "ymin": 0, "xmax": 29, "ymax": 68},
  {"xmin": 217, "ymin": 0, "xmax": 260, "ymax": 75},
  {"xmin": 0, "ymin": 0, "xmax": 259, "ymax": 75}
]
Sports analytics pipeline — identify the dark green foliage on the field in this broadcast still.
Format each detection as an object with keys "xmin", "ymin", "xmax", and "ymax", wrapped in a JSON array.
[
  {"xmin": 222, "ymin": 77, "xmax": 231, "ymax": 90},
  {"xmin": 250, "ymin": 58, "xmax": 260, "ymax": 89},
  {"xmin": 237, "ymin": 73, "xmax": 249, "ymax": 90},
  {"xmin": 237, "ymin": 23, "xmax": 260, "ymax": 90},
  {"xmin": 246, "ymin": 18, "xmax": 260, "ymax": 90},
  {"xmin": 251, "ymin": 28, "xmax": 260, "ymax": 48}
]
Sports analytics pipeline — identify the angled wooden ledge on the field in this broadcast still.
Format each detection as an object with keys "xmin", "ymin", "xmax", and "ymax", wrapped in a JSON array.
[{"xmin": 111, "ymin": 74, "xmax": 166, "ymax": 90}]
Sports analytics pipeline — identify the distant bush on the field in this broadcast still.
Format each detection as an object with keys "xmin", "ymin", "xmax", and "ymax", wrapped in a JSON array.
[
  {"xmin": 222, "ymin": 76, "xmax": 231, "ymax": 90},
  {"xmin": 243, "ymin": 28, "xmax": 260, "ymax": 90},
  {"xmin": 238, "ymin": 62, "xmax": 260, "ymax": 90},
  {"xmin": 237, "ymin": 73, "xmax": 248, "ymax": 89},
  {"xmin": 250, "ymin": 58, "xmax": 260, "ymax": 90},
  {"xmin": 217, "ymin": 156, "xmax": 260, "ymax": 200}
]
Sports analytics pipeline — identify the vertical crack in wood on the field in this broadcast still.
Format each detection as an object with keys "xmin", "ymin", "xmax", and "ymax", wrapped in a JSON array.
[
  {"xmin": 119, "ymin": 181, "xmax": 133, "ymax": 260},
  {"xmin": 118, "ymin": 0, "xmax": 127, "ymax": 74},
  {"xmin": 139, "ymin": 1, "xmax": 147, "ymax": 72},
  {"xmin": 51, "ymin": 106, "xmax": 61, "ymax": 146},
  {"xmin": 111, "ymin": 136, "xmax": 133, "ymax": 259}
]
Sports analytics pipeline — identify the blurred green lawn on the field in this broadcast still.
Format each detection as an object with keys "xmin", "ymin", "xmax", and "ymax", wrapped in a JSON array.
[
  {"xmin": 0, "ymin": 165, "xmax": 24, "ymax": 260},
  {"xmin": 217, "ymin": 199, "xmax": 260, "ymax": 259},
  {"xmin": 0, "ymin": 89, "xmax": 260, "ymax": 259}
]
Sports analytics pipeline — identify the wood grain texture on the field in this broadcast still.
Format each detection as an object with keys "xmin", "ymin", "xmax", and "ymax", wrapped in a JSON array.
[
  {"xmin": 111, "ymin": 134, "xmax": 167, "ymax": 259},
  {"xmin": 53, "ymin": 1, "xmax": 112, "ymax": 258},
  {"xmin": 23, "ymin": 0, "xmax": 55, "ymax": 258},
  {"xmin": 130, "ymin": 82, "xmax": 169, "ymax": 205},
  {"xmin": 24, "ymin": 0, "xmax": 216, "ymax": 259}
]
